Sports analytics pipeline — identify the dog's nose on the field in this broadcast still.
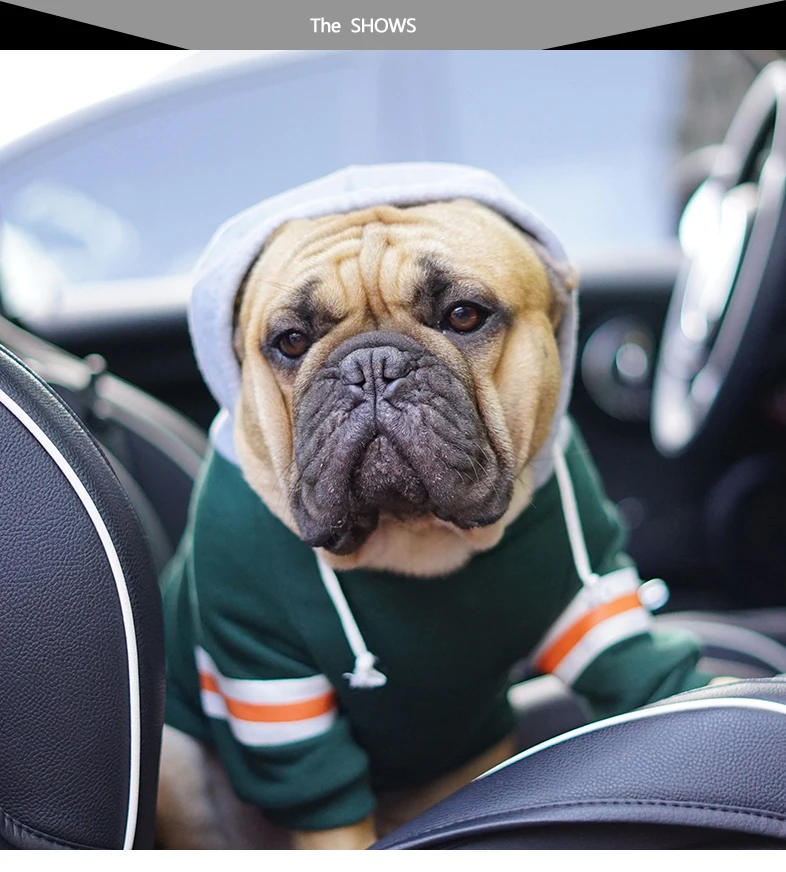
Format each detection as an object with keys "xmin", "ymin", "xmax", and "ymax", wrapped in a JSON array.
[{"xmin": 339, "ymin": 346, "xmax": 412, "ymax": 395}]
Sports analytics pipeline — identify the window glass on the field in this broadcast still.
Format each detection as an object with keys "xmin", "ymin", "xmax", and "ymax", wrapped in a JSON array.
[{"xmin": 2, "ymin": 50, "xmax": 757, "ymax": 319}]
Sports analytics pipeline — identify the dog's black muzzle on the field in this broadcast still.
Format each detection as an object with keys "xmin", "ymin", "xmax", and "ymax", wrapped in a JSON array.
[{"xmin": 292, "ymin": 332, "xmax": 511, "ymax": 554}]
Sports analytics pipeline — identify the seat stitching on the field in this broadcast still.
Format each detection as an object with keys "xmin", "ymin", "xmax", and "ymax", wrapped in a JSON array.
[
  {"xmin": 391, "ymin": 798, "xmax": 786, "ymax": 845},
  {"xmin": 0, "ymin": 804, "xmax": 97, "ymax": 850}
]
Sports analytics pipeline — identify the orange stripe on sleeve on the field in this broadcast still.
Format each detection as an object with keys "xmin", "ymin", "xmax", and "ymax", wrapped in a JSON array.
[
  {"xmin": 223, "ymin": 691, "xmax": 337, "ymax": 723},
  {"xmin": 200, "ymin": 673, "xmax": 220, "ymax": 694},
  {"xmin": 536, "ymin": 592, "xmax": 642, "ymax": 674},
  {"xmin": 199, "ymin": 673, "xmax": 337, "ymax": 723}
]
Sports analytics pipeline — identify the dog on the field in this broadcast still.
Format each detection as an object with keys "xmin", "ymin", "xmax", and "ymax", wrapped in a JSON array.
[{"xmin": 157, "ymin": 164, "xmax": 713, "ymax": 850}]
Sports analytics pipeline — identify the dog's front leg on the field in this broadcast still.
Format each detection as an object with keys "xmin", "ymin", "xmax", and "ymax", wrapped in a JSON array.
[
  {"xmin": 375, "ymin": 734, "xmax": 517, "ymax": 838},
  {"xmin": 157, "ymin": 725, "xmax": 293, "ymax": 849},
  {"xmin": 291, "ymin": 816, "xmax": 377, "ymax": 849}
]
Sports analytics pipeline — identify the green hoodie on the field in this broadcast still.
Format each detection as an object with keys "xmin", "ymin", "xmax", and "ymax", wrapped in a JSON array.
[{"xmin": 162, "ymin": 420, "xmax": 710, "ymax": 831}]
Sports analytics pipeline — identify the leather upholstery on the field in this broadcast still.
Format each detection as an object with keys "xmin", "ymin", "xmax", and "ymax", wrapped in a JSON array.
[
  {"xmin": 374, "ymin": 679, "xmax": 786, "ymax": 849},
  {"xmin": 0, "ymin": 346, "xmax": 165, "ymax": 849}
]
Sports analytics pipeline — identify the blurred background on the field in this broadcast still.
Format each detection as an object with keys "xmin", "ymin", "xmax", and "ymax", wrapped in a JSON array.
[{"xmin": 0, "ymin": 49, "xmax": 775, "ymax": 320}]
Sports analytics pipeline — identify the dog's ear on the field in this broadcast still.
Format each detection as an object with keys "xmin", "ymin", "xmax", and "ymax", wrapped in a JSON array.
[{"xmin": 526, "ymin": 236, "xmax": 579, "ymax": 329}]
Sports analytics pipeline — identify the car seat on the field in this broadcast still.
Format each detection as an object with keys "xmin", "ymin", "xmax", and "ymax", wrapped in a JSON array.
[
  {"xmin": 374, "ymin": 678, "xmax": 786, "ymax": 849},
  {"xmin": 0, "ymin": 343, "xmax": 164, "ymax": 849},
  {"xmin": 0, "ymin": 316, "xmax": 207, "ymax": 573},
  {"xmin": 4, "ymin": 316, "xmax": 786, "ymax": 850}
]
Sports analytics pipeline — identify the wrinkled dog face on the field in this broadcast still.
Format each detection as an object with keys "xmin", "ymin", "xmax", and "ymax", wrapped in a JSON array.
[
  {"xmin": 233, "ymin": 200, "xmax": 574, "ymax": 573},
  {"xmin": 295, "ymin": 329, "xmax": 509, "ymax": 555}
]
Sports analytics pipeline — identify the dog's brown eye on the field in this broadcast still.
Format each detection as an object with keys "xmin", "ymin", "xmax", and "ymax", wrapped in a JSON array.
[
  {"xmin": 276, "ymin": 331, "xmax": 311, "ymax": 358},
  {"xmin": 444, "ymin": 303, "xmax": 486, "ymax": 333}
]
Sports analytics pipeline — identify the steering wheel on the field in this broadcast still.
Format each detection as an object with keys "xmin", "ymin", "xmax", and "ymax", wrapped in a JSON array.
[{"xmin": 651, "ymin": 60, "xmax": 786, "ymax": 457}]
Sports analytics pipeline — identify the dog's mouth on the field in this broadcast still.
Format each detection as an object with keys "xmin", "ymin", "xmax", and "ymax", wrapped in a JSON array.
[
  {"xmin": 308, "ymin": 437, "xmax": 431, "ymax": 555},
  {"xmin": 355, "ymin": 435, "xmax": 431, "ymax": 515},
  {"xmin": 292, "ymin": 332, "xmax": 513, "ymax": 555}
]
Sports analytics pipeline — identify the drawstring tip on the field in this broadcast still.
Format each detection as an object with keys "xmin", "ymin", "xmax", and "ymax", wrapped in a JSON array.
[
  {"xmin": 344, "ymin": 652, "xmax": 387, "ymax": 689},
  {"xmin": 638, "ymin": 577, "xmax": 670, "ymax": 612},
  {"xmin": 315, "ymin": 552, "xmax": 387, "ymax": 690}
]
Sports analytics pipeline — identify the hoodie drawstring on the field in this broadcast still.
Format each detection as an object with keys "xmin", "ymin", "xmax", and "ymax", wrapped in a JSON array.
[
  {"xmin": 551, "ymin": 437, "xmax": 669, "ymax": 611},
  {"xmin": 315, "ymin": 552, "xmax": 387, "ymax": 689},
  {"xmin": 551, "ymin": 441, "xmax": 598, "ymax": 589}
]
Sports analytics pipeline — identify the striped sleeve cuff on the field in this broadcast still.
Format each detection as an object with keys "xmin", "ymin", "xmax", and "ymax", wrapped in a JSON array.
[
  {"xmin": 532, "ymin": 567, "xmax": 653, "ymax": 685},
  {"xmin": 196, "ymin": 647, "xmax": 338, "ymax": 747}
]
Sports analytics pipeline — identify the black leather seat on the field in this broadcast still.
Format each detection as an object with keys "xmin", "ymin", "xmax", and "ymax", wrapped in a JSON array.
[
  {"xmin": 374, "ymin": 679, "xmax": 786, "ymax": 849},
  {"xmin": 0, "ymin": 316, "xmax": 208, "ymax": 574},
  {"xmin": 0, "ymin": 345, "xmax": 165, "ymax": 849}
]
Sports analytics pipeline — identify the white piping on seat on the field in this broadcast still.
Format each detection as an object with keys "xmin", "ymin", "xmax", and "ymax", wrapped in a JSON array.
[
  {"xmin": 0, "ymin": 387, "xmax": 141, "ymax": 850},
  {"xmin": 477, "ymin": 695, "xmax": 786, "ymax": 781}
]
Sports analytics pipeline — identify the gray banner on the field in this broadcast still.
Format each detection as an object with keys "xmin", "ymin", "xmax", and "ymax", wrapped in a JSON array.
[{"xmin": 5, "ymin": 0, "xmax": 779, "ymax": 47}]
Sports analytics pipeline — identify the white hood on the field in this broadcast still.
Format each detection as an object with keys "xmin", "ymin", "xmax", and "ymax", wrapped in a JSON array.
[{"xmin": 188, "ymin": 162, "xmax": 577, "ymax": 489}]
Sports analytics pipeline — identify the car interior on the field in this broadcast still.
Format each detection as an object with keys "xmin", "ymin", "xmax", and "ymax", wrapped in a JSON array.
[{"xmin": 2, "ymin": 49, "xmax": 786, "ymax": 849}]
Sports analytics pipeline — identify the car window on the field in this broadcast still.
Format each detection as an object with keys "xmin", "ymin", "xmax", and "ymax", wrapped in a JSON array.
[
  {"xmin": 445, "ymin": 50, "xmax": 685, "ymax": 254},
  {"xmin": 0, "ymin": 54, "xmax": 390, "ymax": 286},
  {"xmin": 0, "ymin": 49, "xmax": 753, "ymax": 320}
]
